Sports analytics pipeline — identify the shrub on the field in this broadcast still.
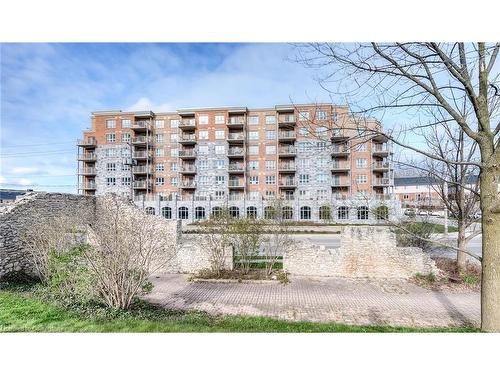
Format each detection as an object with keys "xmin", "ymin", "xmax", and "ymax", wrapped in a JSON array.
[{"xmin": 396, "ymin": 221, "xmax": 435, "ymax": 251}]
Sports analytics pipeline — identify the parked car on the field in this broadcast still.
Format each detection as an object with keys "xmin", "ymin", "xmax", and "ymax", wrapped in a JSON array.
[
  {"xmin": 404, "ymin": 208, "xmax": 416, "ymax": 216},
  {"xmin": 418, "ymin": 210, "xmax": 429, "ymax": 216}
]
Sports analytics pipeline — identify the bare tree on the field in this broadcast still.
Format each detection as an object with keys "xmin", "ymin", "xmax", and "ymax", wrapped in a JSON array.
[
  {"xmin": 85, "ymin": 195, "xmax": 176, "ymax": 310},
  {"xmin": 295, "ymin": 42, "xmax": 500, "ymax": 331},
  {"xmin": 231, "ymin": 217, "xmax": 263, "ymax": 274},
  {"xmin": 202, "ymin": 207, "xmax": 233, "ymax": 276}
]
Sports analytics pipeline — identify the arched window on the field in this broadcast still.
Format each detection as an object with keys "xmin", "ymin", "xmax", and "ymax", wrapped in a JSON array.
[
  {"xmin": 229, "ymin": 206, "xmax": 239, "ymax": 218},
  {"xmin": 300, "ymin": 206, "xmax": 311, "ymax": 220},
  {"xmin": 357, "ymin": 206, "xmax": 369, "ymax": 220},
  {"xmin": 319, "ymin": 206, "xmax": 331, "ymax": 220},
  {"xmin": 195, "ymin": 206, "xmax": 206, "ymax": 220},
  {"xmin": 374, "ymin": 205, "xmax": 389, "ymax": 220},
  {"xmin": 211, "ymin": 206, "xmax": 222, "ymax": 218},
  {"xmin": 145, "ymin": 207, "xmax": 155, "ymax": 215},
  {"xmin": 282, "ymin": 206, "xmax": 293, "ymax": 220},
  {"xmin": 338, "ymin": 206, "xmax": 349, "ymax": 220},
  {"xmin": 161, "ymin": 206, "xmax": 172, "ymax": 219},
  {"xmin": 264, "ymin": 206, "xmax": 276, "ymax": 220},
  {"xmin": 247, "ymin": 206, "xmax": 257, "ymax": 219},
  {"xmin": 178, "ymin": 206, "xmax": 189, "ymax": 220}
]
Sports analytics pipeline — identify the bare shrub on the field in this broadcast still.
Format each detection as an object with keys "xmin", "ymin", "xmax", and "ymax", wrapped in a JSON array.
[
  {"xmin": 202, "ymin": 207, "xmax": 233, "ymax": 276},
  {"xmin": 231, "ymin": 218, "xmax": 263, "ymax": 274}
]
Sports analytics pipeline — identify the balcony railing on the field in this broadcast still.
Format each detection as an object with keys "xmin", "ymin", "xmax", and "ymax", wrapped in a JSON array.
[
  {"xmin": 331, "ymin": 130, "xmax": 349, "ymax": 139},
  {"xmin": 331, "ymin": 163, "xmax": 350, "ymax": 171},
  {"xmin": 178, "ymin": 149, "xmax": 196, "ymax": 157},
  {"xmin": 373, "ymin": 178, "xmax": 391, "ymax": 186},
  {"xmin": 179, "ymin": 120, "xmax": 196, "ymax": 128},
  {"xmin": 179, "ymin": 134, "xmax": 197, "ymax": 143},
  {"xmin": 132, "ymin": 166, "xmax": 153, "ymax": 174},
  {"xmin": 79, "ymin": 167, "xmax": 96, "ymax": 175},
  {"xmin": 278, "ymin": 115, "xmax": 296, "ymax": 124},
  {"xmin": 372, "ymin": 144, "xmax": 391, "ymax": 153},
  {"xmin": 227, "ymin": 117, "xmax": 245, "ymax": 126},
  {"xmin": 78, "ymin": 153, "xmax": 97, "ymax": 161},
  {"xmin": 81, "ymin": 181, "xmax": 96, "ymax": 190},
  {"xmin": 332, "ymin": 179, "xmax": 351, "ymax": 187},
  {"xmin": 372, "ymin": 161, "xmax": 390, "ymax": 170},
  {"xmin": 227, "ymin": 133, "xmax": 245, "ymax": 141},
  {"xmin": 279, "ymin": 163, "xmax": 296, "ymax": 171},
  {"xmin": 77, "ymin": 138, "xmax": 97, "ymax": 147},
  {"xmin": 180, "ymin": 165, "xmax": 196, "ymax": 173},
  {"xmin": 181, "ymin": 181, "xmax": 197, "ymax": 188},
  {"xmin": 132, "ymin": 136, "xmax": 152, "ymax": 144},
  {"xmin": 132, "ymin": 121, "xmax": 151, "ymax": 130},
  {"xmin": 132, "ymin": 151, "xmax": 152, "ymax": 159},
  {"xmin": 133, "ymin": 180, "xmax": 152, "ymax": 189},
  {"xmin": 331, "ymin": 145, "xmax": 350, "ymax": 155},
  {"xmin": 279, "ymin": 179, "xmax": 296, "ymax": 187},
  {"xmin": 227, "ymin": 148, "xmax": 245, "ymax": 156},
  {"xmin": 278, "ymin": 146, "xmax": 296, "ymax": 156},
  {"xmin": 228, "ymin": 180, "xmax": 244, "ymax": 187},
  {"xmin": 228, "ymin": 164, "xmax": 244, "ymax": 172}
]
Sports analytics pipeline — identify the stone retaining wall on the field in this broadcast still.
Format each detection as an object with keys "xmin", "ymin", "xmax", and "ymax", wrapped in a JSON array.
[{"xmin": 284, "ymin": 226, "xmax": 437, "ymax": 279}]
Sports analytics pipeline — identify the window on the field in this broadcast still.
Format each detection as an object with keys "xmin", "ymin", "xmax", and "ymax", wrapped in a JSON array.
[
  {"xmin": 106, "ymin": 133, "xmax": 115, "ymax": 143},
  {"xmin": 215, "ymin": 115, "xmax": 225, "ymax": 124},
  {"xmin": 317, "ymin": 189, "xmax": 328, "ymax": 199},
  {"xmin": 299, "ymin": 174, "xmax": 310, "ymax": 184},
  {"xmin": 215, "ymin": 130, "xmax": 225, "ymax": 139},
  {"xmin": 357, "ymin": 206, "xmax": 369, "ymax": 220},
  {"xmin": 121, "ymin": 177, "xmax": 131, "ymax": 186},
  {"xmin": 145, "ymin": 207, "xmax": 155, "ymax": 215},
  {"xmin": 106, "ymin": 119, "xmax": 116, "ymax": 128},
  {"xmin": 249, "ymin": 146, "xmax": 259, "ymax": 155},
  {"xmin": 338, "ymin": 206, "xmax": 349, "ymax": 220},
  {"xmin": 403, "ymin": 194, "xmax": 409, "ymax": 200},
  {"xmin": 215, "ymin": 175, "xmax": 225, "ymax": 185},
  {"xmin": 170, "ymin": 133, "xmax": 178, "ymax": 142},
  {"xmin": 319, "ymin": 206, "xmax": 331, "ymax": 220},
  {"xmin": 178, "ymin": 207, "xmax": 189, "ymax": 220},
  {"xmin": 357, "ymin": 143, "xmax": 367, "ymax": 152},
  {"xmin": 249, "ymin": 160, "xmax": 258, "ymax": 170},
  {"xmin": 331, "ymin": 112, "xmax": 338, "ymax": 122},
  {"xmin": 161, "ymin": 207, "xmax": 172, "ymax": 219},
  {"xmin": 265, "ymin": 191, "xmax": 276, "ymax": 199},
  {"xmin": 172, "ymin": 148, "xmax": 179, "ymax": 157},
  {"xmin": 247, "ymin": 206, "xmax": 258, "ymax": 219},
  {"xmin": 229, "ymin": 206, "xmax": 240, "ymax": 218},
  {"xmin": 106, "ymin": 163, "xmax": 116, "ymax": 172},
  {"xmin": 266, "ymin": 175, "xmax": 276, "ymax": 185},
  {"xmin": 170, "ymin": 162, "xmax": 177, "ymax": 171},
  {"xmin": 299, "ymin": 190, "xmax": 309, "ymax": 198},
  {"xmin": 211, "ymin": 207, "xmax": 223, "ymax": 218},
  {"xmin": 249, "ymin": 131, "xmax": 259, "ymax": 140},
  {"xmin": 195, "ymin": 207, "xmax": 206, "ymax": 220},
  {"xmin": 215, "ymin": 191, "xmax": 225, "ymax": 200},
  {"xmin": 155, "ymin": 120, "xmax": 164, "ymax": 129},
  {"xmin": 198, "ymin": 176, "xmax": 209, "ymax": 185},
  {"xmin": 316, "ymin": 111, "xmax": 326, "ymax": 120},
  {"xmin": 215, "ymin": 145, "xmax": 225, "ymax": 155},
  {"xmin": 265, "ymin": 160, "xmax": 275, "ymax": 170},
  {"xmin": 199, "ymin": 130, "xmax": 208, "ymax": 140},
  {"xmin": 317, "ymin": 126, "xmax": 328, "ymax": 136},
  {"xmin": 248, "ymin": 116, "xmax": 259, "ymax": 125},
  {"xmin": 198, "ymin": 145, "xmax": 209, "ymax": 154},
  {"xmin": 248, "ymin": 191, "xmax": 260, "ymax": 200},
  {"xmin": 356, "ymin": 158, "xmax": 367, "ymax": 168},
  {"xmin": 171, "ymin": 177, "xmax": 178, "ymax": 186},
  {"xmin": 122, "ymin": 149, "xmax": 131, "ymax": 158},
  {"xmin": 216, "ymin": 159, "xmax": 225, "ymax": 169},
  {"xmin": 121, "ymin": 119, "xmax": 131, "ymax": 128},
  {"xmin": 356, "ymin": 175, "xmax": 368, "ymax": 184},
  {"xmin": 264, "ymin": 206, "xmax": 276, "ymax": 219},
  {"xmin": 298, "ymin": 141, "xmax": 312, "ymax": 152},
  {"xmin": 155, "ymin": 177, "xmax": 165, "ymax": 186},
  {"xmin": 317, "ymin": 141, "xmax": 327, "ymax": 151},
  {"xmin": 299, "ymin": 127, "xmax": 308, "ymax": 136},
  {"xmin": 171, "ymin": 119, "xmax": 179, "ymax": 128},
  {"xmin": 104, "ymin": 148, "xmax": 117, "ymax": 157},
  {"xmin": 122, "ymin": 164, "xmax": 131, "ymax": 171},
  {"xmin": 156, "ymin": 134, "xmax": 164, "ymax": 143},
  {"xmin": 198, "ymin": 115, "xmax": 209, "ymax": 125},
  {"xmin": 156, "ymin": 163, "xmax": 164, "ymax": 172},
  {"xmin": 122, "ymin": 133, "xmax": 131, "ymax": 142},
  {"xmin": 299, "ymin": 111, "xmax": 309, "ymax": 120},
  {"xmin": 249, "ymin": 176, "xmax": 259, "ymax": 185},
  {"xmin": 155, "ymin": 148, "xmax": 164, "ymax": 157},
  {"xmin": 106, "ymin": 177, "xmax": 116, "ymax": 186},
  {"xmin": 265, "ymin": 115, "xmax": 275, "ymax": 124},
  {"xmin": 282, "ymin": 206, "xmax": 293, "ymax": 220},
  {"xmin": 300, "ymin": 206, "xmax": 311, "ymax": 220},
  {"xmin": 198, "ymin": 160, "xmax": 208, "ymax": 170},
  {"xmin": 266, "ymin": 146, "xmax": 276, "ymax": 155},
  {"xmin": 316, "ymin": 159, "xmax": 328, "ymax": 168},
  {"xmin": 298, "ymin": 159, "xmax": 310, "ymax": 169}
]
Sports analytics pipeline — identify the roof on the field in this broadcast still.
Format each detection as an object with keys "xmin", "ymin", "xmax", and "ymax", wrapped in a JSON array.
[{"xmin": 394, "ymin": 175, "xmax": 479, "ymax": 186}]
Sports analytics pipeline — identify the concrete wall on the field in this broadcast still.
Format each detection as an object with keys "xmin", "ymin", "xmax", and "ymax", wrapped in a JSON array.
[{"xmin": 284, "ymin": 226, "xmax": 437, "ymax": 279}]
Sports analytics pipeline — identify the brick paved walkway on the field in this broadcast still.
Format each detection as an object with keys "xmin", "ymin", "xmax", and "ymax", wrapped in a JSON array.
[{"xmin": 145, "ymin": 274, "xmax": 480, "ymax": 328}]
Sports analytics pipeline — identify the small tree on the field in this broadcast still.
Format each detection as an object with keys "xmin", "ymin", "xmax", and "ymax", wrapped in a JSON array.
[
  {"xmin": 231, "ymin": 218, "xmax": 263, "ymax": 274},
  {"xmin": 203, "ymin": 207, "xmax": 233, "ymax": 276}
]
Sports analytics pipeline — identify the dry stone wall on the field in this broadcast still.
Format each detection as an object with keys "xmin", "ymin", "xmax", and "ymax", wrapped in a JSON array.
[{"xmin": 284, "ymin": 226, "xmax": 437, "ymax": 279}]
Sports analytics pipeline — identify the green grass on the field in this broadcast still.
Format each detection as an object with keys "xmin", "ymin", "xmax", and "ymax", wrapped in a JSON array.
[{"xmin": 0, "ymin": 289, "xmax": 478, "ymax": 333}]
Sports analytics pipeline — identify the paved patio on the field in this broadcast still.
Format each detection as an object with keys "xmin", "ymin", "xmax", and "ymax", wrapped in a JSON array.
[{"xmin": 145, "ymin": 274, "xmax": 480, "ymax": 328}]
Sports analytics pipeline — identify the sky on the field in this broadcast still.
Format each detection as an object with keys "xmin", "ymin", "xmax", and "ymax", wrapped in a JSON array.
[{"xmin": 1, "ymin": 43, "xmax": 346, "ymax": 193}]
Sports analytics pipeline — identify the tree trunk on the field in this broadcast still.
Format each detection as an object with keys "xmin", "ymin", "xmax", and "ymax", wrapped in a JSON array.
[
  {"xmin": 457, "ymin": 220, "xmax": 467, "ymax": 270},
  {"xmin": 480, "ymin": 161, "xmax": 500, "ymax": 332}
]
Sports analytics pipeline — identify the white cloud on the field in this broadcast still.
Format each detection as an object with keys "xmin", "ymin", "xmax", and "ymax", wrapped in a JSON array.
[{"xmin": 10, "ymin": 167, "xmax": 43, "ymax": 175}]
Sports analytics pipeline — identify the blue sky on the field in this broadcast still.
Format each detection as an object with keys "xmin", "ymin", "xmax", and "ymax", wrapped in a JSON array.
[{"xmin": 1, "ymin": 43, "xmax": 340, "ymax": 192}]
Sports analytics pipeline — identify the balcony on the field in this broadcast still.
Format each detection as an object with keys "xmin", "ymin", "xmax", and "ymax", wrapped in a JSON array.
[
  {"xmin": 180, "ymin": 165, "xmax": 197, "ymax": 174},
  {"xmin": 180, "ymin": 180, "xmax": 197, "ymax": 189},
  {"xmin": 372, "ymin": 144, "xmax": 391, "ymax": 156},
  {"xmin": 79, "ymin": 167, "xmax": 96, "ymax": 176},
  {"xmin": 132, "ymin": 165, "xmax": 153, "ymax": 175},
  {"xmin": 133, "ymin": 180, "xmax": 152, "ymax": 190},
  {"xmin": 278, "ymin": 163, "xmax": 296, "ymax": 172},
  {"xmin": 179, "ymin": 119, "xmax": 196, "ymax": 130},
  {"xmin": 278, "ymin": 131, "xmax": 296, "ymax": 142},
  {"xmin": 331, "ymin": 130, "xmax": 349, "ymax": 142},
  {"xmin": 132, "ymin": 121, "xmax": 151, "ymax": 131},
  {"xmin": 132, "ymin": 136, "xmax": 152, "ymax": 145},
  {"xmin": 331, "ymin": 163, "xmax": 350, "ymax": 172},
  {"xmin": 331, "ymin": 179, "xmax": 351, "ymax": 187},
  {"xmin": 228, "ymin": 180, "xmax": 244, "ymax": 189},
  {"xmin": 77, "ymin": 153, "xmax": 97, "ymax": 161},
  {"xmin": 77, "ymin": 138, "xmax": 97, "ymax": 148},
  {"xmin": 179, "ymin": 134, "xmax": 197, "ymax": 145},
  {"xmin": 81, "ymin": 181, "xmax": 96, "ymax": 190},
  {"xmin": 278, "ymin": 146, "xmax": 296, "ymax": 157},
  {"xmin": 331, "ymin": 145, "xmax": 350, "ymax": 157},
  {"xmin": 227, "ymin": 148, "xmax": 245, "ymax": 158},
  {"xmin": 228, "ymin": 163, "xmax": 244, "ymax": 173},
  {"xmin": 279, "ymin": 179, "xmax": 296, "ymax": 188},
  {"xmin": 372, "ymin": 161, "xmax": 390, "ymax": 171},
  {"xmin": 226, "ymin": 117, "xmax": 245, "ymax": 128},
  {"xmin": 373, "ymin": 178, "xmax": 391, "ymax": 187},
  {"xmin": 278, "ymin": 115, "xmax": 296, "ymax": 125},
  {"xmin": 227, "ymin": 132, "xmax": 245, "ymax": 143},
  {"xmin": 179, "ymin": 149, "xmax": 196, "ymax": 159},
  {"xmin": 132, "ymin": 151, "xmax": 153, "ymax": 160}
]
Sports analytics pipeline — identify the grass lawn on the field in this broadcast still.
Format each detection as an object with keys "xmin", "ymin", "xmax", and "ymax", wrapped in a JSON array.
[{"xmin": 0, "ymin": 290, "xmax": 477, "ymax": 333}]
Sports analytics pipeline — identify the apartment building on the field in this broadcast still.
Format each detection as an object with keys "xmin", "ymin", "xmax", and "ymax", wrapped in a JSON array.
[{"xmin": 77, "ymin": 104, "xmax": 399, "ymax": 222}]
